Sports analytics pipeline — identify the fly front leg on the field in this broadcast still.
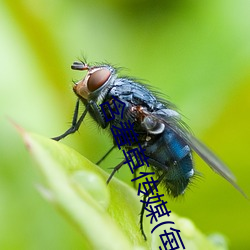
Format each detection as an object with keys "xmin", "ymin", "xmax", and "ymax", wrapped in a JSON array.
[
  {"xmin": 88, "ymin": 100, "xmax": 108, "ymax": 129},
  {"xmin": 52, "ymin": 99, "xmax": 89, "ymax": 141}
]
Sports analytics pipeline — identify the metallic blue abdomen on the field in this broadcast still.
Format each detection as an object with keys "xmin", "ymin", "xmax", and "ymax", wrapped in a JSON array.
[{"xmin": 144, "ymin": 128, "xmax": 194, "ymax": 197}]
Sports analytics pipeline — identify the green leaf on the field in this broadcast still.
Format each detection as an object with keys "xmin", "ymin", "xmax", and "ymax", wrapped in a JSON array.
[{"xmin": 19, "ymin": 128, "xmax": 227, "ymax": 250}]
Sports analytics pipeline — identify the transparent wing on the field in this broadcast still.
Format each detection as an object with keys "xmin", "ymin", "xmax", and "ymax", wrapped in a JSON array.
[{"xmin": 148, "ymin": 110, "xmax": 247, "ymax": 198}]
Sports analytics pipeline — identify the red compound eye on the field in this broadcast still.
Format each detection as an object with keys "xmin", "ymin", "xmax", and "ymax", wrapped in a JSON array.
[{"xmin": 87, "ymin": 68, "xmax": 111, "ymax": 92}]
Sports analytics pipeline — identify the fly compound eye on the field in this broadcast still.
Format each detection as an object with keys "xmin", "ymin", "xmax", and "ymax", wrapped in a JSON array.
[{"xmin": 87, "ymin": 68, "xmax": 111, "ymax": 92}]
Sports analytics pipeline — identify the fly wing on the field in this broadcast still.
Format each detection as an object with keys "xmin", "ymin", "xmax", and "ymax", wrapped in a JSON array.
[
  {"xmin": 171, "ymin": 123, "xmax": 247, "ymax": 198},
  {"xmin": 149, "ymin": 110, "xmax": 247, "ymax": 198}
]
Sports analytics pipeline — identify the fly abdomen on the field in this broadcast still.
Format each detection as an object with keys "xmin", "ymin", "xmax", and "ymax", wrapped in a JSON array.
[
  {"xmin": 165, "ymin": 153, "xmax": 193, "ymax": 197},
  {"xmin": 166, "ymin": 130, "xmax": 190, "ymax": 161},
  {"xmin": 144, "ymin": 128, "xmax": 194, "ymax": 197},
  {"xmin": 164, "ymin": 129, "xmax": 194, "ymax": 196}
]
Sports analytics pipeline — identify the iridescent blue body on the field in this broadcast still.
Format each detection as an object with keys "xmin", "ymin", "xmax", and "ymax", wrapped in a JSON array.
[
  {"xmin": 53, "ymin": 61, "xmax": 244, "ymax": 197},
  {"xmin": 53, "ymin": 62, "xmax": 245, "ymax": 239},
  {"xmin": 144, "ymin": 128, "xmax": 193, "ymax": 196},
  {"xmin": 52, "ymin": 60, "xmax": 245, "ymax": 239}
]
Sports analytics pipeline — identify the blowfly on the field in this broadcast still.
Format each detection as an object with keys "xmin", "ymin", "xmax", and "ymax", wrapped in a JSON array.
[{"xmin": 52, "ymin": 60, "xmax": 246, "ymax": 238}]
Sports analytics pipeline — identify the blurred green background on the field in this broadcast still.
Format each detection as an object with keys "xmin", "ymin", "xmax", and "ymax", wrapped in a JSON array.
[{"xmin": 1, "ymin": 0, "xmax": 250, "ymax": 249}]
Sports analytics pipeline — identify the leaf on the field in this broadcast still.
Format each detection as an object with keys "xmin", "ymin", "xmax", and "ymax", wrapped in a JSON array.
[{"xmin": 17, "ymin": 126, "xmax": 227, "ymax": 250}]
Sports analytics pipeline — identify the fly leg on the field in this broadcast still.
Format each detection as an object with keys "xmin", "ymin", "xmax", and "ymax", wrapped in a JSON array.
[
  {"xmin": 107, "ymin": 159, "xmax": 126, "ymax": 184},
  {"xmin": 52, "ymin": 99, "xmax": 89, "ymax": 141},
  {"xmin": 140, "ymin": 194, "xmax": 148, "ymax": 240},
  {"xmin": 52, "ymin": 99, "xmax": 108, "ymax": 141},
  {"xmin": 89, "ymin": 100, "xmax": 107, "ymax": 129},
  {"xmin": 96, "ymin": 145, "xmax": 116, "ymax": 165},
  {"xmin": 105, "ymin": 153, "xmax": 138, "ymax": 188},
  {"xmin": 139, "ymin": 173, "xmax": 165, "ymax": 240}
]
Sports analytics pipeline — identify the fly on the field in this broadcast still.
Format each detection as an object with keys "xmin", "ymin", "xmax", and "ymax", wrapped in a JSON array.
[{"xmin": 52, "ymin": 60, "xmax": 246, "ymax": 239}]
